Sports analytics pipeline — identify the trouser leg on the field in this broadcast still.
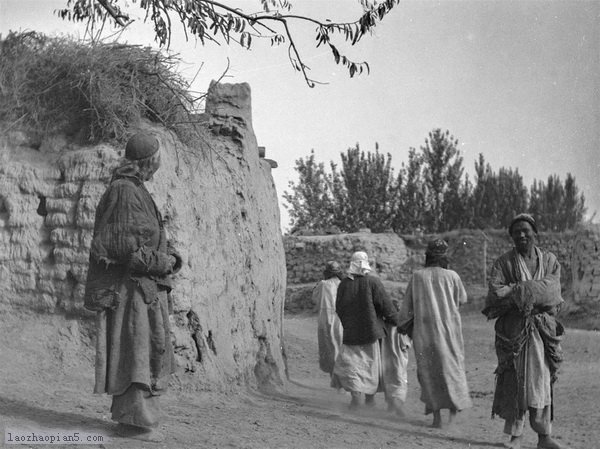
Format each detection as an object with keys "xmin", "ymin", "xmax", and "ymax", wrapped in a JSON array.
[
  {"xmin": 529, "ymin": 406, "xmax": 551, "ymax": 435},
  {"xmin": 350, "ymin": 391, "xmax": 362, "ymax": 409},
  {"xmin": 504, "ymin": 414, "xmax": 526, "ymax": 437},
  {"xmin": 365, "ymin": 393, "xmax": 376, "ymax": 407},
  {"xmin": 504, "ymin": 406, "xmax": 551, "ymax": 437}
]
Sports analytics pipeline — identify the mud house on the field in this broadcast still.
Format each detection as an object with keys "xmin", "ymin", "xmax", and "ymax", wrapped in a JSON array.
[{"xmin": 0, "ymin": 81, "xmax": 287, "ymax": 390}]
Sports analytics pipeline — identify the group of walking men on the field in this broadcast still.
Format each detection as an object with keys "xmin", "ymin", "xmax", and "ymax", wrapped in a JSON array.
[
  {"xmin": 315, "ymin": 213, "xmax": 565, "ymax": 449},
  {"xmin": 82, "ymin": 132, "xmax": 566, "ymax": 448}
]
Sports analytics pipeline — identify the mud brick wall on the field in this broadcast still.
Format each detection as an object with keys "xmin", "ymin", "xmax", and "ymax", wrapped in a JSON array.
[
  {"xmin": 0, "ymin": 141, "xmax": 118, "ymax": 314},
  {"xmin": 284, "ymin": 229, "xmax": 576, "ymax": 294},
  {"xmin": 437, "ymin": 229, "xmax": 575, "ymax": 292},
  {"xmin": 0, "ymin": 82, "xmax": 288, "ymax": 391},
  {"xmin": 284, "ymin": 232, "xmax": 408, "ymax": 283},
  {"xmin": 571, "ymin": 224, "xmax": 600, "ymax": 306}
]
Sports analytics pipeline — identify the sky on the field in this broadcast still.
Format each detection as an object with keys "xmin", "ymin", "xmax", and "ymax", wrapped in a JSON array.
[{"xmin": 1, "ymin": 0, "xmax": 599, "ymax": 232}]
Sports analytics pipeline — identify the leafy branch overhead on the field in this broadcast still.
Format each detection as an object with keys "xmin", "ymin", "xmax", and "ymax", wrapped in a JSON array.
[{"xmin": 56, "ymin": 0, "xmax": 400, "ymax": 87}]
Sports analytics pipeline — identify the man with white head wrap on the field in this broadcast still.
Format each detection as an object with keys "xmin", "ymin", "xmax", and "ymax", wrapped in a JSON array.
[{"xmin": 334, "ymin": 251, "xmax": 409, "ymax": 416}]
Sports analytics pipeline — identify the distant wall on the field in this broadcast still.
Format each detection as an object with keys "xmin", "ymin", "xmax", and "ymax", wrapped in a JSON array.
[
  {"xmin": 433, "ymin": 229, "xmax": 575, "ymax": 293},
  {"xmin": 284, "ymin": 229, "xmax": 576, "ymax": 294},
  {"xmin": 284, "ymin": 232, "xmax": 409, "ymax": 284},
  {"xmin": 571, "ymin": 224, "xmax": 600, "ymax": 307},
  {"xmin": 283, "ymin": 228, "xmax": 590, "ymax": 318}
]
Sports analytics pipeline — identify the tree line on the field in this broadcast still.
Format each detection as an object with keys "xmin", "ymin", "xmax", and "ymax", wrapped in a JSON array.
[{"xmin": 283, "ymin": 128, "xmax": 587, "ymax": 234}]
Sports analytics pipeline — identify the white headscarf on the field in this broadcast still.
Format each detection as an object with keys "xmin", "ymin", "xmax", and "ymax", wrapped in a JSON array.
[{"xmin": 347, "ymin": 251, "xmax": 372, "ymax": 277}]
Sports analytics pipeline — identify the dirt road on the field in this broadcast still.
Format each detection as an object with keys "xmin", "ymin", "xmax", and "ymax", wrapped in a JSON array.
[{"xmin": 1, "ymin": 312, "xmax": 598, "ymax": 449}]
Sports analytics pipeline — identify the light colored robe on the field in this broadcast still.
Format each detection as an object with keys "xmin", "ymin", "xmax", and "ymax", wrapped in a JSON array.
[
  {"xmin": 515, "ymin": 249, "xmax": 551, "ymax": 409},
  {"xmin": 399, "ymin": 267, "xmax": 472, "ymax": 413},
  {"xmin": 314, "ymin": 278, "xmax": 343, "ymax": 374},
  {"xmin": 484, "ymin": 247, "xmax": 564, "ymax": 432},
  {"xmin": 333, "ymin": 324, "xmax": 410, "ymax": 401}
]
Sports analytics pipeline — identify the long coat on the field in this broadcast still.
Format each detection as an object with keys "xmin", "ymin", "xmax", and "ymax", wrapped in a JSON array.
[
  {"xmin": 483, "ymin": 247, "xmax": 564, "ymax": 421},
  {"xmin": 399, "ymin": 267, "xmax": 472, "ymax": 413},
  {"xmin": 84, "ymin": 165, "xmax": 176, "ymax": 396},
  {"xmin": 314, "ymin": 277, "xmax": 343, "ymax": 374}
]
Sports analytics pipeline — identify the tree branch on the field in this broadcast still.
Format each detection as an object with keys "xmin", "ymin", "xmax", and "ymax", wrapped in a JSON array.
[
  {"xmin": 58, "ymin": 0, "xmax": 400, "ymax": 87},
  {"xmin": 96, "ymin": 0, "xmax": 129, "ymax": 27}
]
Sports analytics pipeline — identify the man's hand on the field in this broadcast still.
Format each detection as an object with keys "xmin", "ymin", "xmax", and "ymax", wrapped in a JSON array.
[{"xmin": 495, "ymin": 283, "xmax": 516, "ymax": 298}]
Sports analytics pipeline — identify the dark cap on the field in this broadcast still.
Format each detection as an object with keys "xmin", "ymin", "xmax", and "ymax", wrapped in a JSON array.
[
  {"xmin": 509, "ymin": 213, "xmax": 538, "ymax": 234},
  {"xmin": 426, "ymin": 238, "xmax": 448, "ymax": 257},
  {"xmin": 125, "ymin": 133, "xmax": 159, "ymax": 161},
  {"xmin": 323, "ymin": 261, "xmax": 343, "ymax": 278}
]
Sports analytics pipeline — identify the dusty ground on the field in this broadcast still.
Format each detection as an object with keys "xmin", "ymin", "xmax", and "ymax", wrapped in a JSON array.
[{"xmin": 1, "ymin": 311, "xmax": 599, "ymax": 449}]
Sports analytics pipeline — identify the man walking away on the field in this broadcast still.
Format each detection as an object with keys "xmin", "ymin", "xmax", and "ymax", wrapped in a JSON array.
[
  {"xmin": 399, "ymin": 238, "xmax": 472, "ymax": 428},
  {"xmin": 334, "ymin": 251, "xmax": 407, "ymax": 417},
  {"xmin": 314, "ymin": 261, "xmax": 344, "ymax": 388}
]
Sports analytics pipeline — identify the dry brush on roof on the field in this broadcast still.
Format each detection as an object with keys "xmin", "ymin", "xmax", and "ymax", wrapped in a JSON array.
[{"xmin": 0, "ymin": 31, "xmax": 204, "ymax": 145}]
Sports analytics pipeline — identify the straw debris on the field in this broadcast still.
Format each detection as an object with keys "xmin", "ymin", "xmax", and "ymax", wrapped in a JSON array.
[{"xmin": 0, "ymin": 31, "xmax": 204, "ymax": 145}]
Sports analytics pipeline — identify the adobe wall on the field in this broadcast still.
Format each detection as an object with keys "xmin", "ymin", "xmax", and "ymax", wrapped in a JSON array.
[
  {"xmin": 284, "ymin": 232, "xmax": 409, "ymax": 283},
  {"xmin": 571, "ymin": 224, "xmax": 600, "ymax": 307},
  {"xmin": 284, "ymin": 227, "xmax": 596, "ymax": 316},
  {"xmin": 437, "ymin": 229, "xmax": 575, "ymax": 293},
  {"xmin": 0, "ymin": 81, "xmax": 287, "ymax": 391},
  {"xmin": 285, "ymin": 229, "xmax": 576, "ymax": 293}
]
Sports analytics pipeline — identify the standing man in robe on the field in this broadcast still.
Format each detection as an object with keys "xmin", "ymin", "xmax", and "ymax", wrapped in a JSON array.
[
  {"xmin": 398, "ymin": 238, "xmax": 472, "ymax": 428},
  {"xmin": 483, "ymin": 213, "xmax": 565, "ymax": 449},
  {"xmin": 334, "ymin": 251, "xmax": 408, "ymax": 417},
  {"xmin": 84, "ymin": 132, "xmax": 182, "ymax": 442},
  {"xmin": 314, "ymin": 261, "xmax": 344, "ymax": 387}
]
